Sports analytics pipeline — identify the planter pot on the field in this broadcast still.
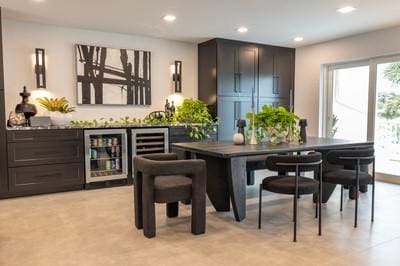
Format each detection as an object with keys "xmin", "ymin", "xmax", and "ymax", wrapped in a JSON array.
[
  {"xmin": 265, "ymin": 126, "xmax": 288, "ymax": 145},
  {"xmin": 49, "ymin": 112, "xmax": 72, "ymax": 126}
]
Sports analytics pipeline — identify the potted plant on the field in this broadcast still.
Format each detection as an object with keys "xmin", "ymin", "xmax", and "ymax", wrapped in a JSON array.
[
  {"xmin": 247, "ymin": 105, "xmax": 299, "ymax": 145},
  {"xmin": 175, "ymin": 99, "xmax": 218, "ymax": 140},
  {"xmin": 37, "ymin": 97, "xmax": 75, "ymax": 126}
]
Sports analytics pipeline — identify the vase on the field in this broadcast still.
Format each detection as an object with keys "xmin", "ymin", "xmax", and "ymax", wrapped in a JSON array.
[
  {"xmin": 49, "ymin": 112, "xmax": 72, "ymax": 126},
  {"xmin": 265, "ymin": 126, "xmax": 287, "ymax": 145}
]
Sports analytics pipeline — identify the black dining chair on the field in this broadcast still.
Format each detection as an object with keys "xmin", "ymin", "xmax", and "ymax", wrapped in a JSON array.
[
  {"xmin": 323, "ymin": 148, "xmax": 375, "ymax": 228},
  {"xmin": 258, "ymin": 152, "xmax": 323, "ymax": 242},
  {"xmin": 133, "ymin": 153, "xmax": 207, "ymax": 238}
]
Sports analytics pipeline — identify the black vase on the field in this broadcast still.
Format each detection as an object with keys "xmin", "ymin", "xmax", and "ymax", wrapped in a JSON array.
[
  {"xmin": 299, "ymin": 119, "xmax": 307, "ymax": 143},
  {"xmin": 236, "ymin": 119, "xmax": 246, "ymax": 144}
]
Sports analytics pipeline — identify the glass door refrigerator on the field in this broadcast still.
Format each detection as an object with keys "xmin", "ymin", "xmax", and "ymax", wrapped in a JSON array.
[{"xmin": 84, "ymin": 129, "xmax": 128, "ymax": 184}]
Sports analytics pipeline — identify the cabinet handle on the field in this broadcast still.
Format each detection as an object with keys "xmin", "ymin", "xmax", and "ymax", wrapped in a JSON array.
[
  {"xmin": 289, "ymin": 89, "xmax": 294, "ymax": 112},
  {"xmin": 234, "ymin": 101, "xmax": 240, "ymax": 129},
  {"xmin": 273, "ymin": 76, "xmax": 279, "ymax": 95}
]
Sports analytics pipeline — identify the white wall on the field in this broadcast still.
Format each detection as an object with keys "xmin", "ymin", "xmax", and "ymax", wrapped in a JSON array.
[
  {"xmin": 3, "ymin": 19, "xmax": 197, "ymax": 121},
  {"xmin": 295, "ymin": 25, "xmax": 400, "ymax": 136}
]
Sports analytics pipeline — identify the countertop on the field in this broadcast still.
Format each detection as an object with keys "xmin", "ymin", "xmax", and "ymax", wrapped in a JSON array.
[{"xmin": 6, "ymin": 123, "xmax": 191, "ymax": 131}]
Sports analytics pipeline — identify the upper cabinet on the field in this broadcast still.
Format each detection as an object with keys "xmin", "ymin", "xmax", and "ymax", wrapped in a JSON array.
[
  {"xmin": 217, "ymin": 40, "xmax": 258, "ymax": 97},
  {"xmin": 198, "ymin": 38, "xmax": 295, "ymax": 140},
  {"xmin": 258, "ymin": 46, "xmax": 295, "ymax": 103}
]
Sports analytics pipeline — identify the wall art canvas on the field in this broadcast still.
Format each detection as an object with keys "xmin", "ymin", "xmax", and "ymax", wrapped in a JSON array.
[{"xmin": 76, "ymin": 44, "xmax": 151, "ymax": 105}]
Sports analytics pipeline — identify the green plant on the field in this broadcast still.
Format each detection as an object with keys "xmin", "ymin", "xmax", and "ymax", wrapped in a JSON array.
[
  {"xmin": 384, "ymin": 63, "xmax": 400, "ymax": 86},
  {"xmin": 247, "ymin": 105, "xmax": 299, "ymax": 144},
  {"xmin": 377, "ymin": 92, "xmax": 400, "ymax": 120},
  {"xmin": 175, "ymin": 99, "xmax": 218, "ymax": 140},
  {"xmin": 37, "ymin": 97, "xmax": 75, "ymax": 113},
  {"xmin": 330, "ymin": 114, "xmax": 339, "ymax": 137}
]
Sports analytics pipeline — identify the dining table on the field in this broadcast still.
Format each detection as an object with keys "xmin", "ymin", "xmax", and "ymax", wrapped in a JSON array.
[{"xmin": 172, "ymin": 137, "xmax": 374, "ymax": 221}]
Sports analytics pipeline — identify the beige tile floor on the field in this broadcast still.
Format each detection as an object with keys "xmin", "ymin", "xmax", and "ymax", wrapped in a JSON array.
[{"xmin": 0, "ymin": 174, "xmax": 399, "ymax": 266}]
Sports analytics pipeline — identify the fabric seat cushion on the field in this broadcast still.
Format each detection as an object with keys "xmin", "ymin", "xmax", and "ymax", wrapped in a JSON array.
[
  {"xmin": 262, "ymin": 175, "xmax": 319, "ymax": 195},
  {"xmin": 323, "ymin": 169, "xmax": 372, "ymax": 186},
  {"xmin": 154, "ymin": 175, "xmax": 192, "ymax": 203}
]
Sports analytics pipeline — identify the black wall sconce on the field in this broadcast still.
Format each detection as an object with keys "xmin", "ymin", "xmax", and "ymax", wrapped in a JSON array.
[
  {"xmin": 172, "ymin": 60, "xmax": 182, "ymax": 93},
  {"xmin": 35, "ymin": 48, "xmax": 46, "ymax": 89}
]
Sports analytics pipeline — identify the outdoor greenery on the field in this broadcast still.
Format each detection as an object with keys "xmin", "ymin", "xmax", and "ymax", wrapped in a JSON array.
[
  {"xmin": 247, "ymin": 105, "xmax": 299, "ymax": 144},
  {"xmin": 37, "ymin": 97, "xmax": 75, "ymax": 113},
  {"xmin": 378, "ymin": 62, "xmax": 400, "ymax": 120}
]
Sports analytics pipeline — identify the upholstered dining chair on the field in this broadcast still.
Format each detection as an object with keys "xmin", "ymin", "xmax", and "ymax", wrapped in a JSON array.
[
  {"xmin": 133, "ymin": 153, "xmax": 207, "ymax": 238},
  {"xmin": 323, "ymin": 148, "xmax": 375, "ymax": 228},
  {"xmin": 259, "ymin": 152, "xmax": 323, "ymax": 242}
]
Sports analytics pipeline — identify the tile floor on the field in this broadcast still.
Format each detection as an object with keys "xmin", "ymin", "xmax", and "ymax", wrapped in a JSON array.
[{"xmin": 0, "ymin": 175, "xmax": 399, "ymax": 266}]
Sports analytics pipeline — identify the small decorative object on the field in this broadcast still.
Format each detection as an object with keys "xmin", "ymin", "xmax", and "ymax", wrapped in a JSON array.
[
  {"xmin": 172, "ymin": 60, "xmax": 182, "ymax": 93},
  {"xmin": 235, "ymin": 119, "xmax": 246, "ymax": 145},
  {"xmin": 36, "ymin": 97, "xmax": 75, "ymax": 126},
  {"xmin": 76, "ymin": 44, "xmax": 151, "ymax": 105},
  {"xmin": 247, "ymin": 105, "xmax": 299, "ymax": 145},
  {"xmin": 233, "ymin": 133, "xmax": 244, "ymax": 145},
  {"xmin": 35, "ymin": 48, "xmax": 46, "ymax": 88},
  {"xmin": 30, "ymin": 116, "xmax": 52, "ymax": 127},
  {"xmin": 249, "ymin": 88, "xmax": 258, "ymax": 145},
  {"xmin": 15, "ymin": 86, "xmax": 37, "ymax": 126},
  {"xmin": 8, "ymin": 111, "xmax": 26, "ymax": 127},
  {"xmin": 299, "ymin": 119, "xmax": 308, "ymax": 143}
]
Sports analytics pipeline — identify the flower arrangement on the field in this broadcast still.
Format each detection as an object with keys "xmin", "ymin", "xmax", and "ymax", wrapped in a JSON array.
[{"xmin": 37, "ymin": 97, "xmax": 75, "ymax": 113}]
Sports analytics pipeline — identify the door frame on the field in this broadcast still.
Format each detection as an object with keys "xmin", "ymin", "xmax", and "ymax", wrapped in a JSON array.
[{"xmin": 322, "ymin": 54, "xmax": 400, "ymax": 183}]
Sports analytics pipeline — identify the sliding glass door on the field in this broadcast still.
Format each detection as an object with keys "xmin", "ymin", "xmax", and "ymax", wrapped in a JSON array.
[
  {"xmin": 325, "ymin": 56, "xmax": 400, "ymax": 182},
  {"xmin": 373, "ymin": 59, "xmax": 400, "ymax": 177}
]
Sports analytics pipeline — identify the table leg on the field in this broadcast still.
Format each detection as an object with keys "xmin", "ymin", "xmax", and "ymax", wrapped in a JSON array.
[
  {"xmin": 227, "ymin": 157, "xmax": 247, "ymax": 221},
  {"xmin": 196, "ymin": 154, "xmax": 231, "ymax": 212}
]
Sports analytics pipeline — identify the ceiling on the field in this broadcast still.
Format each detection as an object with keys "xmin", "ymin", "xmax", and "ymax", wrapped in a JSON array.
[{"xmin": 1, "ymin": 0, "xmax": 400, "ymax": 47}]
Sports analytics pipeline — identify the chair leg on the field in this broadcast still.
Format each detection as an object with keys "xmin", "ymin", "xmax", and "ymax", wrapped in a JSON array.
[
  {"xmin": 315, "ymin": 193, "xmax": 318, "ymax": 219},
  {"xmin": 318, "ymin": 191, "xmax": 322, "ymax": 236},
  {"xmin": 340, "ymin": 185, "xmax": 344, "ymax": 212},
  {"xmin": 354, "ymin": 185, "xmax": 359, "ymax": 228},
  {"xmin": 258, "ymin": 184, "xmax": 262, "ymax": 229},
  {"xmin": 166, "ymin": 202, "xmax": 179, "ymax": 218},
  {"xmin": 191, "ymin": 194, "xmax": 206, "ymax": 235},
  {"xmin": 143, "ymin": 201, "xmax": 156, "ymax": 238},
  {"xmin": 371, "ymin": 182, "xmax": 375, "ymax": 222},
  {"xmin": 247, "ymin": 171, "xmax": 255, "ymax": 186},
  {"xmin": 293, "ymin": 194, "xmax": 298, "ymax": 242}
]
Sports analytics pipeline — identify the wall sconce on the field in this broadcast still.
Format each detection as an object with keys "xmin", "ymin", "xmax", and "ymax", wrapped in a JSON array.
[
  {"xmin": 172, "ymin": 60, "xmax": 182, "ymax": 93},
  {"xmin": 35, "ymin": 48, "xmax": 46, "ymax": 89}
]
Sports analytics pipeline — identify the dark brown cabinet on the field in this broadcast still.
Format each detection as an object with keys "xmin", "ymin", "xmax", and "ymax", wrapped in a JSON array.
[
  {"xmin": 198, "ymin": 38, "xmax": 295, "ymax": 140},
  {"xmin": 3, "ymin": 129, "xmax": 85, "ymax": 197},
  {"xmin": 0, "ymin": 8, "xmax": 7, "ymax": 196}
]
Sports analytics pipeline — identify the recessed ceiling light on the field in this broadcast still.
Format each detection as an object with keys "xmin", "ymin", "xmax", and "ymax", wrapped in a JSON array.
[
  {"xmin": 337, "ymin": 6, "xmax": 357, "ymax": 14},
  {"xmin": 163, "ymin": 14, "xmax": 176, "ymax": 22},
  {"xmin": 294, "ymin": 37, "xmax": 304, "ymax": 42},
  {"xmin": 237, "ymin": 27, "xmax": 248, "ymax": 33},
  {"xmin": 32, "ymin": 0, "xmax": 46, "ymax": 2}
]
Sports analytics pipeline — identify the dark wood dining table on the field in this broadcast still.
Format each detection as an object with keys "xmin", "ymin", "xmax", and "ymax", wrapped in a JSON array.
[{"xmin": 172, "ymin": 137, "xmax": 374, "ymax": 222}]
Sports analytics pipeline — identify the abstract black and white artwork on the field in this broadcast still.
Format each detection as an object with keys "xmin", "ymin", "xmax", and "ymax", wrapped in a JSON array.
[{"xmin": 76, "ymin": 44, "xmax": 151, "ymax": 105}]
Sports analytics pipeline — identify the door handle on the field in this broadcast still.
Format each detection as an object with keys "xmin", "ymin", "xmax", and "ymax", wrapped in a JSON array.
[{"xmin": 234, "ymin": 101, "xmax": 240, "ymax": 129}]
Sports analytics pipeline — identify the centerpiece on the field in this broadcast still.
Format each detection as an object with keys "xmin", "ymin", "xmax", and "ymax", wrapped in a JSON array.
[{"xmin": 247, "ymin": 105, "xmax": 299, "ymax": 145}]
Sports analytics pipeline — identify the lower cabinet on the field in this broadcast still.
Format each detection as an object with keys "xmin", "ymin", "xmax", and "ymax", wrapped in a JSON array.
[
  {"xmin": 217, "ymin": 97, "xmax": 253, "ymax": 140},
  {"xmin": 8, "ymin": 163, "xmax": 84, "ymax": 192},
  {"xmin": 3, "ymin": 129, "xmax": 85, "ymax": 198}
]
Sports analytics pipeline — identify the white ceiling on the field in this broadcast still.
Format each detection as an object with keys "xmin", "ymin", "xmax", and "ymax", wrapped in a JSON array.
[{"xmin": 1, "ymin": 0, "xmax": 400, "ymax": 47}]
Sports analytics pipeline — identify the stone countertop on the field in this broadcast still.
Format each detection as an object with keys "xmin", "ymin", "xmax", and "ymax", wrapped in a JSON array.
[{"xmin": 6, "ymin": 123, "xmax": 192, "ymax": 131}]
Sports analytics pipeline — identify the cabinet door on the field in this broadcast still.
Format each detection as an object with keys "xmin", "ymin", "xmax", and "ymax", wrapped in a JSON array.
[
  {"xmin": 258, "ymin": 46, "xmax": 275, "ymax": 98},
  {"xmin": 274, "ymin": 48, "xmax": 294, "ymax": 100},
  {"xmin": 217, "ymin": 97, "xmax": 253, "ymax": 140},
  {"xmin": 238, "ymin": 46, "xmax": 258, "ymax": 96},
  {"xmin": 217, "ymin": 42, "xmax": 238, "ymax": 96},
  {"xmin": 217, "ymin": 41, "xmax": 257, "ymax": 97}
]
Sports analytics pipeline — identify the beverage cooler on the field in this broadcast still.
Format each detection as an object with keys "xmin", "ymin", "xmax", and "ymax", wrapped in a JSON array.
[
  {"xmin": 84, "ymin": 129, "xmax": 128, "ymax": 183},
  {"xmin": 131, "ymin": 128, "xmax": 169, "ymax": 173}
]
